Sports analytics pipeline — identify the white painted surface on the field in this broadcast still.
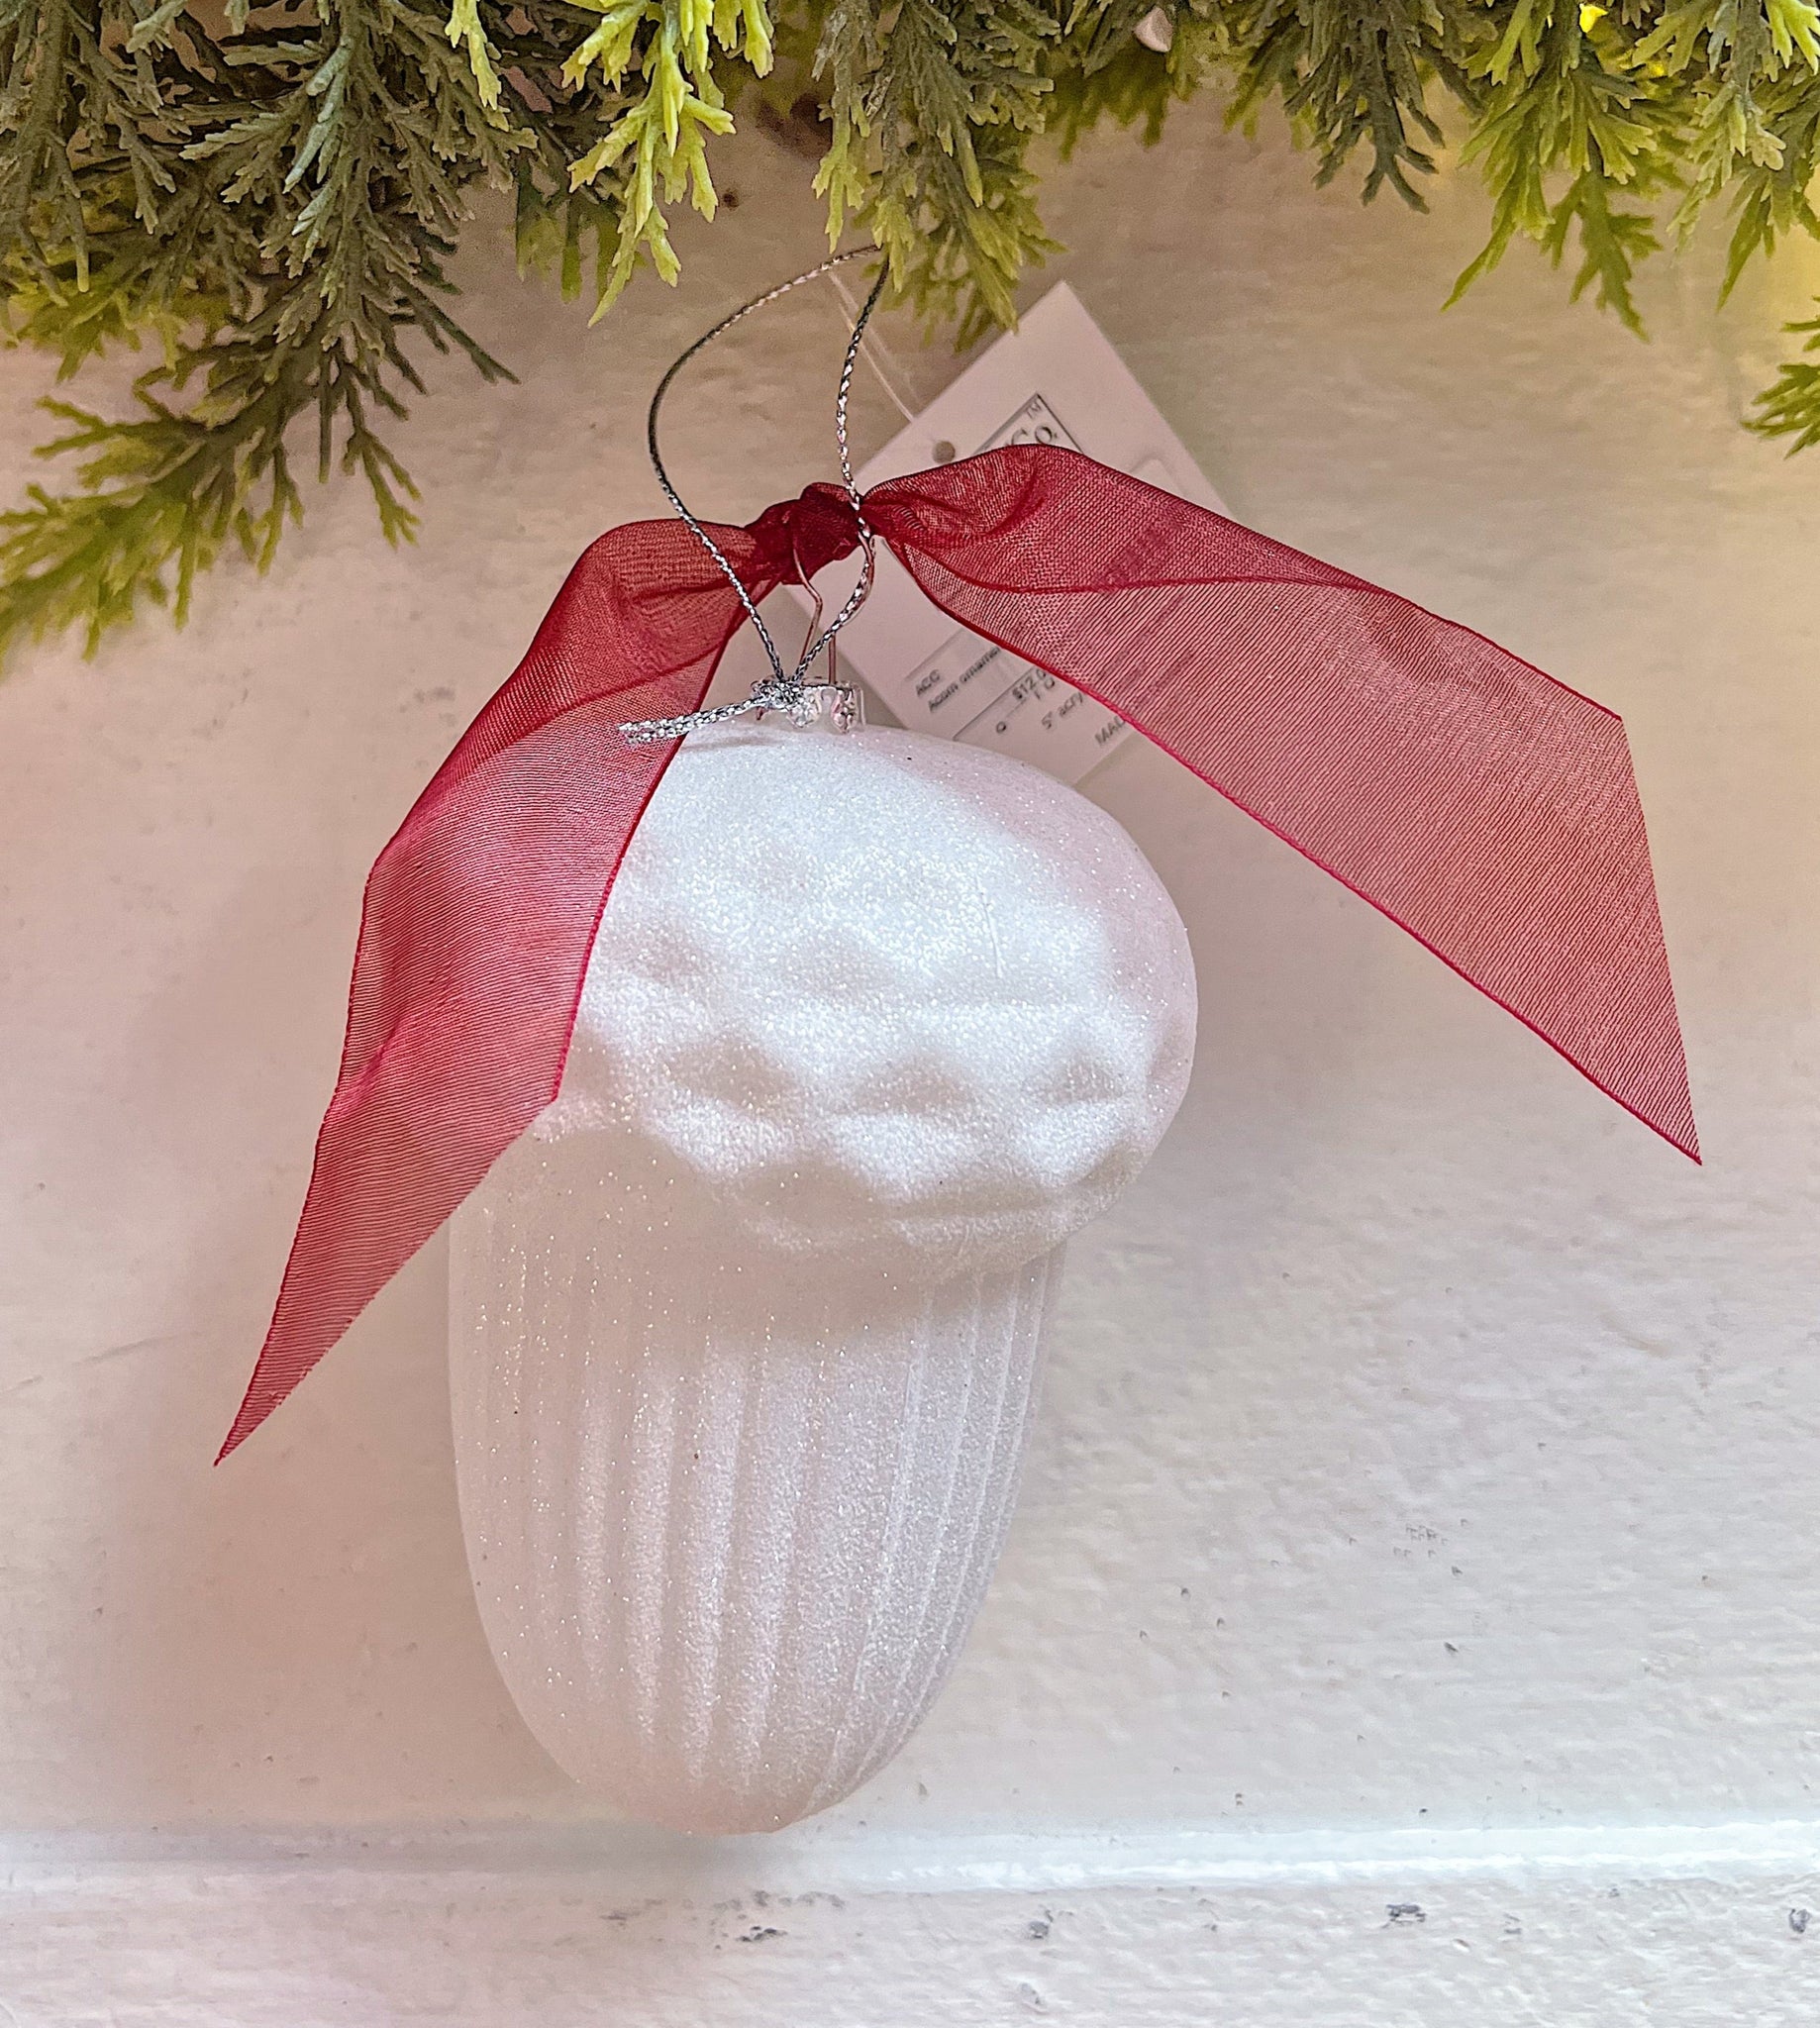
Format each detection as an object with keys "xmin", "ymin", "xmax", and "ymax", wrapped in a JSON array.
[
  {"xmin": 7, "ymin": 1828, "xmax": 1820, "ymax": 2024},
  {"xmin": 1, "ymin": 95, "xmax": 1818, "ymax": 2019}
]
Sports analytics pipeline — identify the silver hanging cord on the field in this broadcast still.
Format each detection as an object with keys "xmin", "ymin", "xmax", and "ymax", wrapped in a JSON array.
[{"xmin": 622, "ymin": 250, "xmax": 888, "ymax": 746}]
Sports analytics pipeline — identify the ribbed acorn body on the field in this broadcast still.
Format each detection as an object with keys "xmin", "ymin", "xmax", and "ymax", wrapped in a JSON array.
[{"xmin": 450, "ymin": 722, "xmax": 1196, "ymax": 1833}]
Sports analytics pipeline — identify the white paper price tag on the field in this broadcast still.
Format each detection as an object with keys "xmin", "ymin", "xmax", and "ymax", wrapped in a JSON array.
[{"xmin": 801, "ymin": 282, "xmax": 1228, "ymax": 785}]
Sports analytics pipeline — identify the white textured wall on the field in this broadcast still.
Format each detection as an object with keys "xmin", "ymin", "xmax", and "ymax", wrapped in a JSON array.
[{"xmin": 2, "ymin": 96, "xmax": 1819, "ymax": 2020}]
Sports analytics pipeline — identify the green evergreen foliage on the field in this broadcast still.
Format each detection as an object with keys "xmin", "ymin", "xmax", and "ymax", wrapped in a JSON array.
[{"xmin": 6, "ymin": 0, "xmax": 1820, "ymax": 660}]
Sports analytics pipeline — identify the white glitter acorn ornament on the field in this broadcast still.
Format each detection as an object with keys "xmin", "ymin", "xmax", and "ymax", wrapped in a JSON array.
[{"xmin": 448, "ymin": 715, "xmax": 1195, "ymax": 1833}]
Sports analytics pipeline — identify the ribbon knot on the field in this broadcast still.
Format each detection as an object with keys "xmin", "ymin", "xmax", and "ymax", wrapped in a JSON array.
[
  {"xmin": 621, "ymin": 480, "xmax": 875, "ymax": 746},
  {"xmin": 750, "ymin": 481, "xmax": 867, "ymax": 586}
]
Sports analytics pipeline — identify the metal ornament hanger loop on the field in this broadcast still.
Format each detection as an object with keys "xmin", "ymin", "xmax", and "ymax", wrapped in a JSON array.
[{"xmin": 622, "ymin": 250, "xmax": 888, "ymax": 746}]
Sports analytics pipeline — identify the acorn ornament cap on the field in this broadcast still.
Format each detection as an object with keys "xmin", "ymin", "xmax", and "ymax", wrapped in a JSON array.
[{"xmin": 449, "ymin": 721, "xmax": 1198, "ymax": 1832}]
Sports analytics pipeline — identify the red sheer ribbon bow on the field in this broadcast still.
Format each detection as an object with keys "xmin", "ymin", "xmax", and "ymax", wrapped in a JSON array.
[{"xmin": 220, "ymin": 445, "xmax": 1697, "ymax": 1458}]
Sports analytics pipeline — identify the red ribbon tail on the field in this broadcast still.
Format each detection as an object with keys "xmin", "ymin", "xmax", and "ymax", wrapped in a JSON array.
[
  {"xmin": 218, "ymin": 515, "xmax": 809, "ymax": 1459},
  {"xmin": 867, "ymin": 445, "xmax": 1697, "ymax": 1163}
]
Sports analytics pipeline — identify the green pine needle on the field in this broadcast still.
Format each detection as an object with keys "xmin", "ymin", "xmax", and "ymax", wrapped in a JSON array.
[{"xmin": 10, "ymin": 0, "xmax": 1820, "ymax": 667}]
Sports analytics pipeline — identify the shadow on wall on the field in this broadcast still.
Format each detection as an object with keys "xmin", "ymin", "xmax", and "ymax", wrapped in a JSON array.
[{"xmin": 19, "ymin": 857, "xmax": 562, "ymax": 1829}]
